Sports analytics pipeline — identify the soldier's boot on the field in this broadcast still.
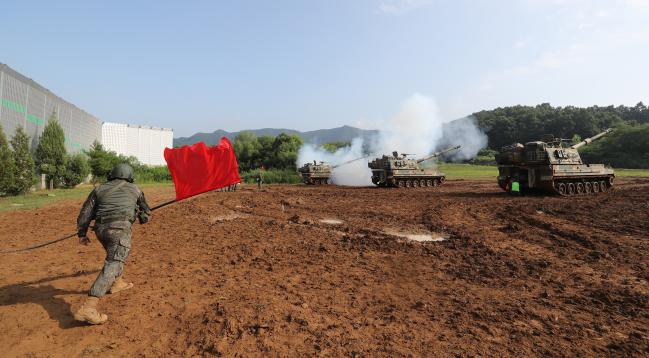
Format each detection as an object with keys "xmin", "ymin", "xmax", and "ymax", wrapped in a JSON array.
[
  {"xmin": 110, "ymin": 276, "xmax": 134, "ymax": 294},
  {"xmin": 74, "ymin": 297, "xmax": 108, "ymax": 325}
]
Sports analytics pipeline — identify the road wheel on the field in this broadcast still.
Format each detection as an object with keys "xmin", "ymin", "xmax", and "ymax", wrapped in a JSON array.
[
  {"xmin": 397, "ymin": 180, "xmax": 405, "ymax": 188},
  {"xmin": 426, "ymin": 179, "xmax": 433, "ymax": 187},
  {"xmin": 592, "ymin": 181, "xmax": 600, "ymax": 193},
  {"xmin": 405, "ymin": 180, "xmax": 412, "ymax": 188},
  {"xmin": 433, "ymin": 178, "xmax": 440, "ymax": 186},
  {"xmin": 567, "ymin": 182, "xmax": 575, "ymax": 195},
  {"xmin": 557, "ymin": 182, "xmax": 566, "ymax": 195},
  {"xmin": 413, "ymin": 180, "xmax": 420, "ymax": 187},
  {"xmin": 585, "ymin": 182, "xmax": 592, "ymax": 194},
  {"xmin": 600, "ymin": 181, "xmax": 607, "ymax": 192},
  {"xmin": 576, "ymin": 182, "xmax": 584, "ymax": 195}
]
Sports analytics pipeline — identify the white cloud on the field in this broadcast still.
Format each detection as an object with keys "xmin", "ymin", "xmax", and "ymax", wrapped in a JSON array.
[
  {"xmin": 377, "ymin": 0, "xmax": 433, "ymax": 15},
  {"xmin": 624, "ymin": 0, "xmax": 649, "ymax": 9}
]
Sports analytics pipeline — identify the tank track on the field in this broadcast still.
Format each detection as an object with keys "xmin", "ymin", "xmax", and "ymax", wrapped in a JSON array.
[
  {"xmin": 384, "ymin": 176, "xmax": 446, "ymax": 188},
  {"xmin": 304, "ymin": 177, "xmax": 330, "ymax": 185},
  {"xmin": 551, "ymin": 177, "xmax": 614, "ymax": 196}
]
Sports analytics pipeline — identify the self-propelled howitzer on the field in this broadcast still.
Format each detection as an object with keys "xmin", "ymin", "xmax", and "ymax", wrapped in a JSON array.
[
  {"xmin": 298, "ymin": 155, "xmax": 369, "ymax": 185},
  {"xmin": 368, "ymin": 145, "xmax": 461, "ymax": 188},
  {"xmin": 495, "ymin": 129, "xmax": 615, "ymax": 195}
]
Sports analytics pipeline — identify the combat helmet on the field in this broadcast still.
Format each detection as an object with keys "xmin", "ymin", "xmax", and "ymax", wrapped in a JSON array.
[{"xmin": 108, "ymin": 164, "xmax": 134, "ymax": 182}]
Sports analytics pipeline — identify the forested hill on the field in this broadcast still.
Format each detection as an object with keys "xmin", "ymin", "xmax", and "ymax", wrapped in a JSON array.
[
  {"xmin": 472, "ymin": 102, "xmax": 649, "ymax": 149},
  {"xmin": 175, "ymin": 102, "xmax": 649, "ymax": 168},
  {"xmin": 472, "ymin": 102, "xmax": 649, "ymax": 168},
  {"xmin": 174, "ymin": 125, "xmax": 378, "ymax": 147}
]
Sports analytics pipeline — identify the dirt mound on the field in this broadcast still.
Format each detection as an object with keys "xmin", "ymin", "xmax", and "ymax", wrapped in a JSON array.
[{"xmin": 0, "ymin": 180, "xmax": 648, "ymax": 356}]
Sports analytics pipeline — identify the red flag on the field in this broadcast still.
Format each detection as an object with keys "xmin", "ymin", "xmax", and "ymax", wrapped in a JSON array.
[{"xmin": 164, "ymin": 138, "xmax": 241, "ymax": 201}]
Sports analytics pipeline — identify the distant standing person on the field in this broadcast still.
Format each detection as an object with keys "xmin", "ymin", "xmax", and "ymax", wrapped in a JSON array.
[
  {"xmin": 74, "ymin": 164, "xmax": 152, "ymax": 325},
  {"xmin": 256, "ymin": 167, "xmax": 264, "ymax": 189}
]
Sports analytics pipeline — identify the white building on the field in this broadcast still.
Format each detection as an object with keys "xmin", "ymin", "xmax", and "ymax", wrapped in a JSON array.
[{"xmin": 102, "ymin": 122, "xmax": 173, "ymax": 166}]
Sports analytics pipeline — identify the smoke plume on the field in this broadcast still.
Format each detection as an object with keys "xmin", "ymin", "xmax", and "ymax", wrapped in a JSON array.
[{"xmin": 297, "ymin": 93, "xmax": 488, "ymax": 186}]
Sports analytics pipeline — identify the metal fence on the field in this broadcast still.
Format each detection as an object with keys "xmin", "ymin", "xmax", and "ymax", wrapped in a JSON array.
[{"xmin": 0, "ymin": 63, "xmax": 102, "ymax": 153}]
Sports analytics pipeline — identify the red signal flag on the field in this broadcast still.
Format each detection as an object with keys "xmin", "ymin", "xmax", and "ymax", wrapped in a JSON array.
[{"xmin": 164, "ymin": 138, "xmax": 241, "ymax": 201}]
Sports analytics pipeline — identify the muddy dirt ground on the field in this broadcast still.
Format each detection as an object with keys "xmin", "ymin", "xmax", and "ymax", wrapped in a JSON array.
[{"xmin": 0, "ymin": 179, "xmax": 648, "ymax": 357}]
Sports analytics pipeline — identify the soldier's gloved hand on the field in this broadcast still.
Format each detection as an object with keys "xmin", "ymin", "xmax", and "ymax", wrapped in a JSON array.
[
  {"xmin": 137, "ymin": 211, "xmax": 150, "ymax": 224},
  {"xmin": 79, "ymin": 236, "xmax": 91, "ymax": 245}
]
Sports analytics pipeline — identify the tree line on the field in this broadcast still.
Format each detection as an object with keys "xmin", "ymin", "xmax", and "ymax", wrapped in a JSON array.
[
  {"xmin": 472, "ymin": 102, "xmax": 649, "ymax": 168},
  {"xmin": 0, "ymin": 116, "xmax": 91, "ymax": 196},
  {"xmin": 232, "ymin": 132, "xmax": 304, "ymax": 171},
  {"xmin": 0, "ymin": 115, "xmax": 171, "ymax": 197}
]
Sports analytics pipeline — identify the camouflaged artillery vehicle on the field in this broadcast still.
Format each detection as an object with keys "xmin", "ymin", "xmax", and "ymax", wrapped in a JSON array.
[
  {"xmin": 368, "ymin": 145, "xmax": 461, "ymax": 188},
  {"xmin": 298, "ymin": 156, "xmax": 369, "ymax": 185},
  {"xmin": 495, "ymin": 129, "xmax": 614, "ymax": 196}
]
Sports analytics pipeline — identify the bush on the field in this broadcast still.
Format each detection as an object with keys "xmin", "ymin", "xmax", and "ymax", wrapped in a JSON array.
[
  {"xmin": 61, "ymin": 154, "xmax": 91, "ymax": 188},
  {"xmin": 86, "ymin": 141, "xmax": 120, "ymax": 182},
  {"xmin": 467, "ymin": 148, "xmax": 498, "ymax": 165},
  {"xmin": 133, "ymin": 165, "xmax": 172, "ymax": 183}
]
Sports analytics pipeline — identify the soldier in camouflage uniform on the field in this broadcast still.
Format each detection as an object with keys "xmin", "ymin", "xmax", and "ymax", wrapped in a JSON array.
[{"xmin": 74, "ymin": 164, "xmax": 151, "ymax": 325}]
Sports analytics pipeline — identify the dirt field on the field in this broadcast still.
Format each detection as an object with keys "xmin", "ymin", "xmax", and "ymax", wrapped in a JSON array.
[{"xmin": 0, "ymin": 179, "xmax": 648, "ymax": 357}]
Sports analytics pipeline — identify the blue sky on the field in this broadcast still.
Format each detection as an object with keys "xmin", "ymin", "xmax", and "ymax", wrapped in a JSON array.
[{"xmin": 2, "ymin": 0, "xmax": 648, "ymax": 137}]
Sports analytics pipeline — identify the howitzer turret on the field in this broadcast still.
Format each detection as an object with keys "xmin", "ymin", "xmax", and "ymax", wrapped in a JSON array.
[
  {"xmin": 368, "ymin": 145, "xmax": 461, "ymax": 188},
  {"xmin": 495, "ymin": 129, "xmax": 615, "ymax": 196},
  {"xmin": 298, "ymin": 155, "xmax": 369, "ymax": 185}
]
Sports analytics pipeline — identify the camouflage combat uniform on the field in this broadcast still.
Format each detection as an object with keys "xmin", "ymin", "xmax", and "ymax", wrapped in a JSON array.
[{"xmin": 77, "ymin": 178, "xmax": 151, "ymax": 297}]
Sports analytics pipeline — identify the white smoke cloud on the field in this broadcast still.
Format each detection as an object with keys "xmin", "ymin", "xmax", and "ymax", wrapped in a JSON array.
[
  {"xmin": 297, "ymin": 137, "xmax": 373, "ymax": 186},
  {"xmin": 296, "ymin": 93, "xmax": 488, "ymax": 186},
  {"xmin": 439, "ymin": 116, "xmax": 489, "ymax": 161}
]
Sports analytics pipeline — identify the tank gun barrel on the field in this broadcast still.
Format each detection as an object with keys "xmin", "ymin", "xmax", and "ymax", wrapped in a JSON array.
[
  {"xmin": 332, "ymin": 155, "xmax": 370, "ymax": 169},
  {"xmin": 570, "ymin": 128, "xmax": 613, "ymax": 149},
  {"xmin": 416, "ymin": 145, "xmax": 461, "ymax": 163}
]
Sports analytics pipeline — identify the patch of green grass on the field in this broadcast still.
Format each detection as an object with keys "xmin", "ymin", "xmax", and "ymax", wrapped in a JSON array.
[
  {"xmin": 0, "ymin": 182, "xmax": 173, "ymax": 212},
  {"xmin": 439, "ymin": 164, "xmax": 649, "ymax": 179},
  {"xmin": 0, "ymin": 187, "xmax": 91, "ymax": 212},
  {"xmin": 615, "ymin": 168, "xmax": 649, "ymax": 177},
  {"xmin": 438, "ymin": 163, "xmax": 498, "ymax": 179}
]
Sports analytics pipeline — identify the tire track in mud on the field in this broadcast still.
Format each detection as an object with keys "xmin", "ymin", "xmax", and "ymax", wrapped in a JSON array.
[{"xmin": 1, "ymin": 181, "xmax": 648, "ymax": 356}]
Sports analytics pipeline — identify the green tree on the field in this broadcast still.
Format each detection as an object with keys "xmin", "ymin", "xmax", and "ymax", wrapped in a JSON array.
[
  {"xmin": 0, "ymin": 124, "xmax": 16, "ymax": 195},
  {"xmin": 271, "ymin": 133, "xmax": 303, "ymax": 170},
  {"xmin": 85, "ymin": 140, "xmax": 120, "ymax": 182},
  {"xmin": 35, "ymin": 115, "xmax": 67, "ymax": 188},
  {"xmin": 61, "ymin": 154, "xmax": 91, "ymax": 188},
  {"xmin": 233, "ymin": 131, "xmax": 261, "ymax": 171},
  {"xmin": 257, "ymin": 135, "xmax": 275, "ymax": 168},
  {"xmin": 10, "ymin": 126, "xmax": 36, "ymax": 195}
]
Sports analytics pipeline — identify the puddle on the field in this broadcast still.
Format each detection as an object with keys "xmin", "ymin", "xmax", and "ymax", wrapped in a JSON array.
[
  {"xmin": 319, "ymin": 218, "xmax": 344, "ymax": 225},
  {"xmin": 384, "ymin": 229, "xmax": 449, "ymax": 242}
]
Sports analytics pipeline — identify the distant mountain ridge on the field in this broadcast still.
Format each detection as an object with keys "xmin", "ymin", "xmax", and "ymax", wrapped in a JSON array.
[{"xmin": 173, "ymin": 125, "xmax": 378, "ymax": 147}]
